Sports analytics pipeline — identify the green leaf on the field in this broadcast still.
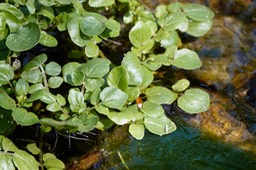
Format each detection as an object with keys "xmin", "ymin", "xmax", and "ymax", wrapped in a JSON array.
[
  {"xmin": 90, "ymin": 88, "xmax": 101, "ymax": 105},
  {"xmin": 172, "ymin": 78, "xmax": 190, "ymax": 92},
  {"xmin": 84, "ymin": 78, "xmax": 104, "ymax": 92},
  {"xmin": 78, "ymin": 114, "xmax": 98, "ymax": 132},
  {"xmin": 162, "ymin": 13, "xmax": 188, "ymax": 32},
  {"xmin": 21, "ymin": 69, "xmax": 43, "ymax": 84},
  {"xmin": 186, "ymin": 20, "xmax": 213, "ymax": 37},
  {"xmin": 13, "ymin": 149, "xmax": 39, "ymax": 170},
  {"xmin": 183, "ymin": 3, "xmax": 214, "ymax": 22},
  {"xmin": 27, "ymin": 89, "xmax": 56, "ymax": 104},
  {"xmin": 26, "ymin": 0, "xmax": 36, "ymax": 14},
  {"xmin": 78, "ymin": 58, "xmax": 110, "ymax": 78},
  {"xmin": 129, "ymin": 123, "xmax": 144, "ymax": 140},
  {"xmin": 62, "ymin": 62, "xmax": 84, "ymax": 86},
  {"xmin": 95, "ymin": 103, "xmax": 109, "ymax": 115},
  {"xmin": 68, "ymin": 89, "xmax": 86, "ymax": 113},
  {"xmin": 127, "ymin": 87, "xmax": 140, "ymax": 101},
  {"xmin": 43, "ymin": 153, "xmax": 65, "ymax": 170},
  {"xmin": 28, "ymin": 83, "xmax": 44, "ymax": 94},
  {"xmin": 0, "ymin": 87, "xmax": 16, "ymax": 110},
  {"xmin": 140, "ymin": 101, "xmax": 164, "ymax": 117},
  {"xmin": 39, "ymin": 31, "xmax": 58, "ymax": 47},
  {"xmin": 144, "ymin": 114, "xmax": 176, "ymax": 136},
  {"xmin": 67, "ymin": 17, "xmax": 88, "ymax": 47},
  {"xmin": 15, "ymin": 78, "xmax": 29, "ymax": 96},
  {"xmin": 23, "ymin": 53, "xmax": 47, "ymax": 71},
  {"xmin": 103, "ymin": 19, "xmax": 121, "ymax": 37},
  {"xmin": 46, "ymin": 103, "xmax": 62, "ymax": 112},
  {"xmin": 12, "ymin": 108, "xmax": 38, "ymax": 126},
  {"xmin": 129, "ymin": 21, "xmax": 153, "ymax": 48},
  {"xmin": 0, "ymin": 64, "xmax": 14, "ymax": 85},
  {"xmin": 146, "ymin": 86, "xmax": 178, "ymax": 104},
  {"xmin": 0, "ymin": 3, "xmax": 24, "ymax": 19},
  {"xmin": 1, "ymin": 135, "xmax": 18, "ymax": 151},
  {"xmin": 122, "ymin": 52, "xmax": 153, "ymax": 88},
  {"xmin": 48, "ymin": 76, "xmax": 63, "ymax": 89},
  {"xmin": 171, "ymin": 48, "xmax": 202, "ymax": 70},
  {"xmin": 6, "ymin": 22, "xmax": 40, "ymax": 52},
  {"xmin": 100, "ymin": 87, "xmax": 128, "ymax": 109},
  {"xmin": 45, "ymin": 61, "xmax": 61, "ymax": 76},
  {"xmin": 107, "ymin": 66, "xmax": 129, "ymax": 92},
  {"xmin": 89, "ymin": 0, "xmax": 114, "ymax": 7},
  {"xmin": 0, "ymin": 152, "xmax": 15, "ymax": 170},
  {"xmin": 56, "ymin": 94, "xmax": 66, "ymax": 106},
  {"xmin": 108, "ymin": 110, "xmax": 134, "ymax": 125},
  {"xmin": 26, "ymin": 143, "xmax": 40, "ymax": 155},
  {"xmin": 85, "ymin": 40, "xmax": 99, "ymax": 58},
  {"xmin": 80, "ymin": 12, "xmax": 107, "ymax": 36},
  {"xmin": 177, "ymin": 88, "xmax": 210, "ymax": 114}
]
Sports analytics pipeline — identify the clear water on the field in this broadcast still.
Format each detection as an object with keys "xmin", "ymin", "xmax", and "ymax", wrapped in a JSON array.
[{"xmin": 102, "ymin": 121, "xmax": 256, "ymax": 170}]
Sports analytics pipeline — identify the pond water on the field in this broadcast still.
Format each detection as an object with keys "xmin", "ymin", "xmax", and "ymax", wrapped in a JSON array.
[{"xmin": 98, "ymin": 121, "xmax": 256, "ymax": 170}]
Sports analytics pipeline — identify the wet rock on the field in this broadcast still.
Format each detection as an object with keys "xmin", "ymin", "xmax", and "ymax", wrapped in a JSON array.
[{"xmin": 185, "ymin": 92, "xmax": 256, "ymax": 153}]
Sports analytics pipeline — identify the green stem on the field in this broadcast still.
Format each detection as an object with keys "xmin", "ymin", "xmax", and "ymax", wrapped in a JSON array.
[
  {"xmin": 38, "ymin": 127, "xmax": 45, "ymax": 170},
  {"xmin": 39, "ymin": 65, "xmax": 49, "ymax": 91}
]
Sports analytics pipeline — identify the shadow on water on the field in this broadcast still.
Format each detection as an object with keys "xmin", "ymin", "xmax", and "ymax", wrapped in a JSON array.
[{"xmin": 101, "ymin": 120, "xmax": 256, "ymax": 170}]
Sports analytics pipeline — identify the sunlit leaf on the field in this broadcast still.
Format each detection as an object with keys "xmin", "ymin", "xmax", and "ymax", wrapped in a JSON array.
[
  {"xmin": 186, "ymin": 20, "xmax": 213, "ymax": 37},
  {"xmin": 26, "ymin": 143, "xmax": 40, "ymax": 155},
  {"xmin": 129, "ymin": 123, "xmax": 144, "ymax": 140},
  {"xmin": 171, "ymin": 48, "xmax": 202, "ymax": 70},
  {"xmin": 85, "ymin": 40, "xmax": 99, "ymax": 58},
  {"xmin": 12, "ymin": 108, "xmax": 38, "ymax": 126},
  {"xmin": 183, "ymin": 3, "xmax": 214, "ymax": 22},
  {"xmin": 43, "ymin": 153, "xmax": 65, "ymax": 169},
  {"xmin": 100, "ymin": 87, "xmax": 128, "ymax": 109},
  {"xmin": 68, "ymin": 89, "xmax": 86, "ymax": 113},
  {"xmin": 89, "ymin": 0, "xmax": 114, "ymax": 7},
  {"xmin": 172, "ymin": 78, "xmax": 190, "ymax": 92},
  {"xmin": 23, "ymin": 53, "xmax": 47, "ymax": 70},
  {"xmin": 48, "ymin": 76, "xmax": 63, "ymax": 89},
  {"xmin": 0, "ymin": 87, "xmax": 16, "ymax": 110},
  {"xmin": 6, "ymin": 22, "xmax": 40, "ymax": 52},
  {"xmin": 107, "ymin": 66, "xmax": 129, "ymax": 92},
  {"xmin": 15, "ymin": 78, "xmax": 29, "ymax": 96},
  {"xmin": 13, "ymin": 149, "xmax": 40, "ymax": 170},
  {"xmin": 146, "ymin": 86, "xmax": 178, "ymax": 104},
  {"xmin": 0, "ymin": 152, "xmax": 15, "ymax": 170},
  {"xmin": 108, "ymin": 110, "xmax": 133, "ymax": 125},
  {"xmin": 144, "ymin": 114, "xmax": 176, "ymax": 136},
  {"xmin": 62, "ymin": 62, "xmax": 84, "ymax": 86},
  {"xmin": 177, "ymin": 88, "xmax": 210, "ymax": 114},
  {"xmin": 0, "ymin": 64, "xmax": 14, "ymax": 85},
  {"xmin": 162, "ymin": 13, "xmax": 188, "ymax": 32},
  {"xmin": 45, "ymin": 61, "xmax": 61, "ymax": 76},
  {"xmin": 39, "ymin": 31, "xmax": 58, "ymax": 47},
  {"xmin": 140, "ymin": 101, "xmax": 164, "ymax": 117}
]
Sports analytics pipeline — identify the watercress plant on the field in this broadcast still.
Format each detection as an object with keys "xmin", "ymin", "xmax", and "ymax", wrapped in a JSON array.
[{"xmin": 0, "ymin": 0, "xmax": 214, "ymax": 168}]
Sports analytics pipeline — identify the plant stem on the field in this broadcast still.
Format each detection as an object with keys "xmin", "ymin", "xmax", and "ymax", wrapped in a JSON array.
[
  {"xmin": 39, "ymin": 65, "xmax": 49, "ymax": 91},
  {"xmin": 38, "ymin": 127, "xmax": 45, "ymax": 170}
]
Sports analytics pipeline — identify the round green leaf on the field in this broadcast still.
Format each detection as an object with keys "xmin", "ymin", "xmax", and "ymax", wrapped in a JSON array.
[
  {"xmin": 140, "ymin": 101, "xmax": 164, "ymax": 117},
  {"xmin": 145, "ymin": 86, "xmax": 178, "ymax": 104},
  {"xmin": 84, "ymin": 78, "xmax": 104, "ymax": 92},
  {"xmin": 100, "ymin": 87, "xmax": 128, "ymax": 109},
  {"xmin": 28, "ymin": 83, "xmax": 44, "ymax": 94},
  {"xmin": 78, "ymin": 58, "xmax": 110, "ymax": 78},
  {"xmin": 127, "ymin": 87, "xmax": 140, "ymax": 102},
  {"xmin": 89, "ymin": 0, "xmax": 114, "ymax": 7},
  {"xmin": 0, "ymin": 64, "xmax": 14, "ymax": 85},
  {"xmin": 122, "ymin": 52, "xmax": 153, "ymax": 88},
  {"xmin": 6, "ymin": 22, "xmax": 40, "ymax": 52},
  {"xmin": 39, "ymin": 31, "xmax": 58, "ymax": 47},
  {"xmin": 172, "ymin": 78, "xmax": 190, "ymax": 92},
  {"xmin": 186, "ymin": 20, "xmax": 213, "ymax": 37},
  {"xmin": 171, "ymin": 48, "xmax": 202, "ymax": 70},
  {"xmin": 12, "ymin": 108, "xmax": 38, "ymax": 126},
  {"xmin": 129, "ymin": 123, "xmax": 144, "ymax": 140},
  {"xmin": 144, "ymin": 114, "xmax": 176, "ymax": 136},
  {"xmin": 85, "ymin": 41, "xmax": 99, "ymax": 58},
  {"xmin": 48, "ymin": 76, "xmax": 63, "ymax": 89},
  {"xmin": 107, "ymin": 66, "xmax": 129, "ymax": 92},
  {"xmin": 108, "ymin": 110, "xmax": 133, "ymax": 125},
  {"xmin": 0, "ymin": 150, "xmax": 15, "ymax": 170},
  {"xmin": 0, "ymin": 87, "xmax": 16, "ymax": 110},
  {"xmin": 178, "ymin": 88, "xmax": 210, "ymax": 114},
  {"xmin": 45, "ymin": 61, "xmax": 61, "ymax": 76},
  {"xmin": 23, "ymin": 53, "xmax": 47, "ymax": 71},
  {"xmin": 62, "ymin": 62, "xmax": 84, "ymax": 86},
  {"xmin": 46, "ymin": 103, "xmax": 62, "ymax": 112},
  {"xmin": 15, "ymin": 78, "xmax": 29, "ymax": 96},
  {"xmin": 43, "ymin": 153, "xmax": 65, "ymax": 169},
  {"xmin": 129, "ymin": 21, "xmax": 153, "ymax": 48},
  {"xmin": 13, "ymin": 149, "xmax": 40, "ymax": 170},
  {"xmin": 80, "ymin": 12, "xmax": 106, "ymax": 36},
  {"xmin": 21, "ymin": 69, "xmax": 42, "ymax": 84},
  {"xmin": 163, "ymin": 13, "xmax": 188, "ymax": 32},
  {"xmin": 26, "ymin": 143, "xmax": 40, "ymax": 155},
  {"xmin": 183, "ymin": 3, "xmax": 215, "ymax": 22},
  {"xmin": 68, "ymin": 89, "xmax": 86, "ymax": 112}
]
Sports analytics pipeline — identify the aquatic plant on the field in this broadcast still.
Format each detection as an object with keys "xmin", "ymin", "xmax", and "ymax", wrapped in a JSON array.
[{"xmin": 0, "ymin": 0, "xmax": 214, "ymax": 168}]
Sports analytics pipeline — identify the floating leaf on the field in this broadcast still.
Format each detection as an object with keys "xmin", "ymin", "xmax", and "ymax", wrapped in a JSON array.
[
  {"xmin": 178, "ymin": 88, "xmax": 210, "ymax": 114},
  {"xmin": 79, "ymin": 58, "xmax": 110, "ymax": 78},
  {"xmin": 12, "ymin": 108, "xmax": 38, "ymax": 126},
  {"xmin": 45, "ymin": 61, "xmax": 61, "ymax": 76},
  {"xmin": 62, "ymin": 62, "xmax": 84, "ymax": 86},
  {"xmin": 6, "ymin": 22, "xmax": 40, "ymax": 52},
  {"xmin": 146, "ymin": 86, "xmax": 178, "ymax": 104},
  {"xmin": 129, "ymin": 123, "xmax": 144, "ymax": 140},
  {"xmin": 89, "ymin": 0, "xmax": 114, "ymax": 7},
  {"xmin": 140, "ymin": 101, "xmax": 164, "ymax": 117},
  {"xmin": 183, "ymin": 3, "xmax": 214, "ymax": 22},
  {"xmin": 171, "ymin": 48, "xmax": 202, "ymax": 70},
  {"xmin": 107, "ymin": 66, "xmax": 129, "ymax": 92},
  {"xmin": 0, "ymin": 87, "xmax": 16, "ymax": 110},
  {"xmin": 80, "ymin": 12, "xmax": 106, "ymax": 36},
  {"xmin": 129, "ymin": 21, "xmax": 153, "ymax": 48},
  {"xmin": 172, "ymin": 78, "xmax": 190, "ymax": 92},
  {"xmin": 100, "ymin": 87, "xmax": 128, "ymax": 109},
  {"xmin": 144, "ymin": 114, "xmax": 176, "ymax": 136},
  {"xmin": 0, "ymin": 64, "xmax": 14, "ymax": 85}
]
